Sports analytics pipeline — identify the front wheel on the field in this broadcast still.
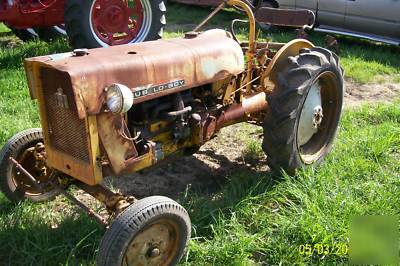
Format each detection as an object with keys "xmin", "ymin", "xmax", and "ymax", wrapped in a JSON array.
[
  {"xmin": 64, "ymin": 0, "xmax": 166, "ymax": 48},
  {"xmin": 0, "ymin": 128, "xmax": 60, "ymax": 202},
  {"xmin": 262, "ymin": 47, "xmax": 344, "ymax": 174},
  {"xmin": 97, "ymin": 196, "xmax": 191, "ymax": 266}
]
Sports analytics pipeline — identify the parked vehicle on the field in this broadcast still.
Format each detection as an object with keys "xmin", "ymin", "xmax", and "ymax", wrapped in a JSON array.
[
  {"xmin": 175, "ymin": 0, "xmax": 400, "ymax": 45},
  {"xmin": 0, "ymin": 0, "xmax": 166, "ymax": 48},
  {"xmin": 0, "ymin": 0, "xmax": 344, "ymax": 264},
  {"xmin": 275, "ymin": 0, "xmax": 400, "ymax": 45}
]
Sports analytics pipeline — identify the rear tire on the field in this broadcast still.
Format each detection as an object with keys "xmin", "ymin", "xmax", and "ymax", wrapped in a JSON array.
[
  {"xmin": 262, "ymin": 47, "xmax": 344, "ymax": 174},
  {"xmin": 64, "ymin": 0, "xmax": 166, "ymax": 48},
  {"xmin": 37, "ymin": 25, "xmax": 67, "ymax": 42},
  {"xmin": 9, "ymin": 27, "xmax": 38, "ymax": 42},
  {"xmin": 97, "ymin": 196, "xmax": 190, "ymax": 266},
  {"xmin": 8, "ymin": 26, "xmax": 66, "ymax": 42},
  {"xmin": 0, "ymin": 129, "xmax": 60, "ymax": 202}
]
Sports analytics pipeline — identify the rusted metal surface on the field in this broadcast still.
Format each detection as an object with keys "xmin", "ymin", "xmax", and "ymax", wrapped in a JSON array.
[
  {"xmin": 226, "ymin": 0, "xmax": 256, "ymax": 94},
  {"xmin": 216, "ymin": 92, "xmax": 268, "ymax": 129},
  {"xmin": 261, "ymin": 39, "xmax": 314, "ymax": 90},
  {"xmin": 25, "ymin": 29, "xmax": 244, "ymax": 119},
  {"xmin": 97, "ymin": 112, "xmax": 138, "ymax": 174},
  {"xmin": 325, "ymin": 35, "xmax": 340, "ymax": 55},
  {"xmin": 254, "ymin": 7, "xmax": 315, "ymax": 28},
  {"xmin": 33, "ymin": 67, "xmax": 101, "ymax": 185},
  {"xmin": 197, "ymin": 92, "xmax": 268, "ymax": 143},
  {"xmin": 123, "ymin": 219, "xmax": 180, "ymax": 265},
  {"xmin": 9, "ymin": 157, "xmax": 44, "ymax": 192},
  {"xmin": 76, "ymin": 181, "xmax": 135, "ymax": 214},
  {"xmin": 40, "ymin": 67, "xmax": 90, "ymax": 162},
  {"xmin": 9, "ymin": 156, "xmax": 107, "ymax": 226},
  {"xmin": 57, "ymin": 185, "xmax": 108, "ymax": 227}
]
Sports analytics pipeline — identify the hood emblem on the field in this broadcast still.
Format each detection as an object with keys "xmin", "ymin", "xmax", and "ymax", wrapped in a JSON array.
[{"xmin": 55, "ymin": 88, "xmax": 69, "ymax": 109}]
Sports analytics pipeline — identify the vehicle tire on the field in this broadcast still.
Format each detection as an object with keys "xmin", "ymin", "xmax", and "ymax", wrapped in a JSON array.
[
  {"xmin": 36, "ymin": 25, "xmax": 67, "ymax": 42},
  {"xmin": 9, "ymin": 27, "xmax": 39, "ymax": 42},
  {"xmin": 0, "ymin": 128, "xmax": 60, "ymax": 203},
  {"xmin": 262, "ymin": 47, "xmax": 344, "ymax": 174},
  {"xmin": 64, "ymin": 0, "xmax": 166, "ymax": 48},
  {"xmin": 97, "ymin": 196, "xmax": 191, "ymax": 266}
]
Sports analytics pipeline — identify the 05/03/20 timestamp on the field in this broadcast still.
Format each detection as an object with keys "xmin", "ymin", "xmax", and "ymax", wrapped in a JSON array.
[{"xmin": 298, "ymin": 243, "xmax": 348, "ymax": 256}]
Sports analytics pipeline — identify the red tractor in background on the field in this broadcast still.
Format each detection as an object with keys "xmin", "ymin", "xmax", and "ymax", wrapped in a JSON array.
[{"xmin": 0, "ymin": 0, "xmax": 166, "ymax": 48}]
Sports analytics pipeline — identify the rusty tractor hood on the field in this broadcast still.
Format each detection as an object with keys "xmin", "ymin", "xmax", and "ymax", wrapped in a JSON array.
[{"xmin": 25, "ymin": 29, "xmax": 244, "ymax": 119}]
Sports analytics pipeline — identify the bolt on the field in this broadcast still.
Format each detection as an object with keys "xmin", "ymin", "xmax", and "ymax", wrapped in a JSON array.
[
  {"xmin": 73, "ymin": 49, "xmax": 89, "ymax": 56},
  {"xmin": 313, "ymin": 106, "xmax": 323, "ymax": 128},
  {"xmin": 148, "ymin": 247, "xmax": 161, "ymax": 258}
]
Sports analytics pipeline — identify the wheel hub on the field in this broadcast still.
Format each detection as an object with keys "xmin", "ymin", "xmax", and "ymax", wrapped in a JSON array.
[
  {"xmin": 90, "ymin": 0, "xmax": 144, "ymax": 45},
  {"xmin": 298, "ymin": 82, "xmax": 323, "ymax": 146},
  {"xmin": 124, "ymin": 220, "xmax": 179, "ymax": 265},
  {"xmin": 99, "ymin": 5, "xmax": 128, "ymax": 32},
  {"xmin": 12, "ymin": 142, "xmax": 55, "ymax": 195},
  {"xmin": 147, "ymin": 247, "xmax": 161, "ymax": 258},
  {"xmin": 313, "ymin": 106, "xmax": 323, "ymax": 128}
]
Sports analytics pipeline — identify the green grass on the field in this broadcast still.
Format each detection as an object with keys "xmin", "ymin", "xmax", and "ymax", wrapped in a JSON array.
[
  {"xmin": 181, "ymin": 103, "xmax": 400, "ymax": 265},
  {"xmin": 1, "ymin": 102, "xmax": 399, "ymax": 265},
  {"xmin": 0, "ymin": 3, "xmax": 399, "ymax": 265}
]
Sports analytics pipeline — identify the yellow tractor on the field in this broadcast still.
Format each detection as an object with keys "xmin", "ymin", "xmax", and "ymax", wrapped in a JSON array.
[{"xmin": 0, "ymin": 1, "xmax": 343, "ymax": 264}]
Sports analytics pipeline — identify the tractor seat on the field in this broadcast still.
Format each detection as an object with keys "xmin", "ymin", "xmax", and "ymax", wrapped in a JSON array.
[{"xmin": 255, "ymin": 7, "xmax": 315, "ymax": 29}]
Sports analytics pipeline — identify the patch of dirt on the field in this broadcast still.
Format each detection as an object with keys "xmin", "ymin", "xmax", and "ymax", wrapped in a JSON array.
[
  {"xmin": 344, "ymin": 79, "xmax": 400, "ymax": 107},
  {"xmin": 107, "ymin": 124, "xmax": 266, "ymax": 200}
]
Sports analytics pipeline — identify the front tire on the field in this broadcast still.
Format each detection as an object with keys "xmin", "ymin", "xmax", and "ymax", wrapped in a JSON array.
[
  {"xmin": 97, "ymin": 196, "xmax": 191, "ymax": 266},
  {"xmin": 262, "ymin": 47, "xmax": 344, "ymax": 174},
  {"xmin": 0, "ymin": 128, "xmax": 60, "ymax": 202},
  {"xmin": 64, "ymin": 0, "xmax": 166, "ymax": 48}
]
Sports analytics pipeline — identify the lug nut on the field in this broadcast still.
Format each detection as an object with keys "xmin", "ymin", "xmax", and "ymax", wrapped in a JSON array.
[{"xmin": 148, "ymin": 247, "xmax": 161, "ymax": 258}]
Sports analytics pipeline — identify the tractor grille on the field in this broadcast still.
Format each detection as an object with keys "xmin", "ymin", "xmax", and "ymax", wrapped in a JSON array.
[{"xmin": 40, "ymin": 68, "xmax": 89, "ymax": 162}]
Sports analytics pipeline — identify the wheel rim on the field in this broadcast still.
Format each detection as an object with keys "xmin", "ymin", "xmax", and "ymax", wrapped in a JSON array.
[
  {"xmin": 123, "ymin": 219, "xmax": 180, "ymax": 266},
  {"xmin": 11, "ymin": 143, "xmax": 55, "ymax": 196},
  {"xmin": 297, "ymin": 71, "xmax": 341, "ymax": 164},
  {"xmin": 89, "ymin": 0, "xmax": 152, "ymax": 47}
]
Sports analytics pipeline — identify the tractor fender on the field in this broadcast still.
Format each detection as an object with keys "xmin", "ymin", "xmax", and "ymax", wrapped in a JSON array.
[{"xmin": 262, "ymin": 39, "xmax": 314, "ymax": 90}]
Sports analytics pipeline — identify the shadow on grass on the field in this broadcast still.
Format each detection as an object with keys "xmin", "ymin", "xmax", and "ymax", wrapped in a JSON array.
[
  {"xmin": 111, "ymin": 146, "xmax": 282, "ymax": 237},
  {"xmin": 0, "ymin": 31, "xmax": 13, "ymax": 38},
  {"xmin": 0, "ymin": 214, "xmax": 102, "ymax": 266},
  {"xmin": 337, "ymin": 36, "xmax": 400, "ymax": 68}
]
